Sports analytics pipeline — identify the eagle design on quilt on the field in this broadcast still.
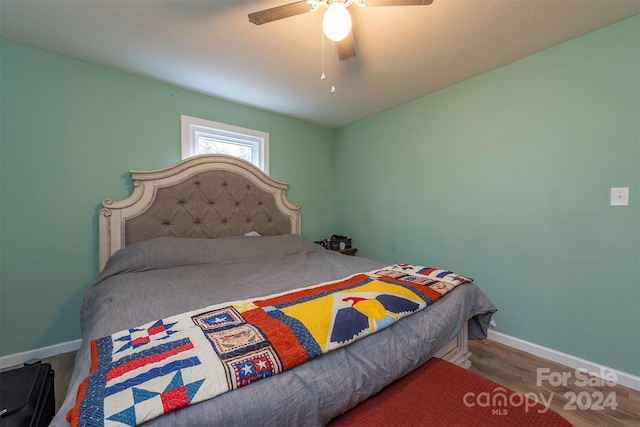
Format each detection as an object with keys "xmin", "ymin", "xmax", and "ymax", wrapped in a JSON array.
[{"xmin": 331, "ymin": 295, "xmax": 420, "ymax": 344}]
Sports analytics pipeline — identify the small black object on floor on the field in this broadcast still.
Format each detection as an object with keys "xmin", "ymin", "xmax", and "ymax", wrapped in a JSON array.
[{"xmin": 0, "ymin": 360, "xmax": 55, "ymax": 427}]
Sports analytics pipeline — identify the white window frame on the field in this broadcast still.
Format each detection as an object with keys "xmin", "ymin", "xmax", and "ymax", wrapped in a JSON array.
[{"xmin": 181, "ymin": 115, "xmax": 269, "ymax": 173}]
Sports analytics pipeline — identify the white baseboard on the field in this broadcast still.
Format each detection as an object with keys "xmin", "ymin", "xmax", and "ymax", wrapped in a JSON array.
[
  {"xmin": 487, "ymin": 330, "xmax": 640, "ymax": 392},
  {"xmin": 0, "ymin": 339, "xmax": 82, "ymax": 370}
]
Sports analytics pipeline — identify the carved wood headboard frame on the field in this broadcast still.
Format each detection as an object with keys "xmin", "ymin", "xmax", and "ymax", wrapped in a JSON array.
[{"xmin": 98, "ymin": 154, "xmax": 301, "ymax": 271}]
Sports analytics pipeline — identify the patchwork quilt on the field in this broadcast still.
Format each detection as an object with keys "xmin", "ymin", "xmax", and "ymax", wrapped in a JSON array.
[{"xmin": 67, "ymin": 264, "xmax": 471, "ymax": 427}]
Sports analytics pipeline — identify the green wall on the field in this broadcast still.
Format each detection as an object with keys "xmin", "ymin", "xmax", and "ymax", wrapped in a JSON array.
[
  {"xmin": 2, "ymin": 16, "xmax": 639, "ymax": 378},
  {"xmin": 0, "ymin": 39, "xmax": 336, "ymax": 355},
  {"xmin": 335, "ymin": 15, "xmax": 640, "ymax": 376}
]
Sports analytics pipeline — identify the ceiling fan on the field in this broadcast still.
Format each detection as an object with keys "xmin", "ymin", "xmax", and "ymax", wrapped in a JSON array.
[{"xmin": 248, "ymin": 0, "xmax": 434, "ymax": 61}]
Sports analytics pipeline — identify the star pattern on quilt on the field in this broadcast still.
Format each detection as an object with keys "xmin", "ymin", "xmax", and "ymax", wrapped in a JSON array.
[
  {"xmin": 192, "ymin": 307, "xmax": 244, "ymax": 330},
  {"xmin": 113, "ymin": 319, "xmax": 179, "ymax": 353},
  {"xmin": 226, "ymin": 348, "xmax": 281, "ymax": 388},
  {"xmin": 106, "ymin": 371, "xmax": 204, "ymax": 426}
]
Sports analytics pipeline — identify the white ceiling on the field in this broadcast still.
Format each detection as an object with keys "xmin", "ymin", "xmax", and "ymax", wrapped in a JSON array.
[{"xmin": 1, "ymin": 0, "xmax": 638, "ymax": 128}]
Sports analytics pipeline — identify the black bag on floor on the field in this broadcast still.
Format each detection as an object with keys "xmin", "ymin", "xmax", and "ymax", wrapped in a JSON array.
[{"xmin": 0, "ymin": 361, "xmax": 55, "ymax": 427}]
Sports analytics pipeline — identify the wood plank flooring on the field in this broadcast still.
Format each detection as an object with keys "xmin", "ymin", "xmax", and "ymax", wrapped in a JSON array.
[
  {"xmin": 468, "ymin": 339, "xmax": 640, "ymax": 426},
  {"xmin": 11, "ymin": 339, "xmax": 639, "ymax": 425}
]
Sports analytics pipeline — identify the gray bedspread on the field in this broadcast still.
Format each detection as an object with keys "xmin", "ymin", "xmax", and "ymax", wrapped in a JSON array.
[{"xmin": 53, "ymin": 234, "xmax": 496, "ymax": 426}]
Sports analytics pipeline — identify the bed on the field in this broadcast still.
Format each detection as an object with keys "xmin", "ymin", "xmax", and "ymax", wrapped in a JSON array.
[{"xmin": 52, "ymin": 154, "xmax": 496, "ymax": 426}]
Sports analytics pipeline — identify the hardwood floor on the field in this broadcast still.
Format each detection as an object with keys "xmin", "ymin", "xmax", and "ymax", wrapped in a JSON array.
[
  {"xmin": 17, "ymin": 339, "xmax": 640, "ymax": 426},
  {"xmin": 469, "ymin": 339, "xmax": 640, "ymax": 426}
]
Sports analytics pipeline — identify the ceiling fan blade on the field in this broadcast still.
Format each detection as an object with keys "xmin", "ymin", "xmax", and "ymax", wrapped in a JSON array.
[
  {"xmin": 336, "ymin": 30, "xmax": 356, "ymax": 61},
  {"xmin": 363, "ymin": 0, "xmax": 434, "ymax": 6},
  {"xmin": 248, "ymin": 1, "xmax": 311, "ymax": 25}
]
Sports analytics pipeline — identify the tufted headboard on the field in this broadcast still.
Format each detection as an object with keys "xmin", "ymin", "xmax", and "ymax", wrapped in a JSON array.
[{"xmin": 98, "ymin": 154, "xmax": 301, "ymax": 271}]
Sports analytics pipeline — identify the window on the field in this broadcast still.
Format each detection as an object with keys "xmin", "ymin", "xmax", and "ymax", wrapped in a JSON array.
[{"xmin": 181, "ymin": 115, "xmax": 269, "ymax": 173}]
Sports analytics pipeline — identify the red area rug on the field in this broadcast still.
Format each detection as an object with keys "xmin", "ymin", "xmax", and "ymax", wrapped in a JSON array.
[{"xmin": 328, "ymin": 357, "xmax": 572, "ymax": 426}]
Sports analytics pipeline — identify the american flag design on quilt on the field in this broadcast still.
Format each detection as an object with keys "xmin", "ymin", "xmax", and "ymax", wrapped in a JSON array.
[{"xmin": 68, "ymin": 264, "xmax": 471, "ymax": 427}]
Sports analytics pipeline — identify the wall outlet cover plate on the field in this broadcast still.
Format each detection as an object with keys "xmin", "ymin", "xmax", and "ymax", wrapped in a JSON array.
[{"xmin": 610, "ymin": 187, "xmax": 629, "ymax": 206}]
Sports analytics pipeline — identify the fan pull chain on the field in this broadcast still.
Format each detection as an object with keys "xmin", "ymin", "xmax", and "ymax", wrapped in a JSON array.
[
  {"xmin": 330, "ymin": 40, "xmax": 336, "ymax": 94},
  {"xmin": 321, "ymin": 29, "xmax": 326, "ymax": 81},
  {"xmin": 320, "ymin": 30, "xmax": 335, "ymax": 94}
]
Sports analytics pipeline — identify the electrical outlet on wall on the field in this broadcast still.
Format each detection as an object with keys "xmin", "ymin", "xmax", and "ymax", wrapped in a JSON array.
[{"xmin": 610, "ymin": 187, "xmax": 629, "ymax": 206}]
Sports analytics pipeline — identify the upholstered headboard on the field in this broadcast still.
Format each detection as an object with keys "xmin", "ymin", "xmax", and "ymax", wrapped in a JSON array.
[{"xmin": 98, "ymin": 154, "xmax": 301, "ymax": 270}]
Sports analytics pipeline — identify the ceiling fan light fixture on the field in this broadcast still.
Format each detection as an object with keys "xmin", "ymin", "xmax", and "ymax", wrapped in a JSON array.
[{"xmin": 322, "ymin": 2, "xmax": 352, "ymax": 42}]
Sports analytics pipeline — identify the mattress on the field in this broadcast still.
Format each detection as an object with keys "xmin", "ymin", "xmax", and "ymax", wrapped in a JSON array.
[{"xmin": 53, "ymin": 234, "xmax": 496, "ymax": 426}]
